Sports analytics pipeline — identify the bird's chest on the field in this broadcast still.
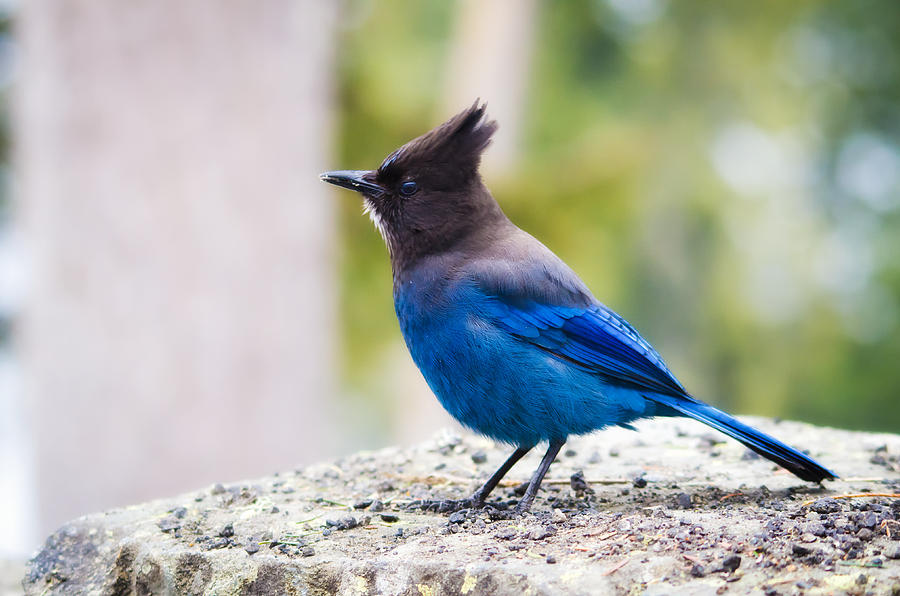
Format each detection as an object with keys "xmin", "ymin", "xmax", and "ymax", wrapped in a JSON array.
[{"xmin": 392, "ymin": 275, "xmax": 497, "ymax": 392}]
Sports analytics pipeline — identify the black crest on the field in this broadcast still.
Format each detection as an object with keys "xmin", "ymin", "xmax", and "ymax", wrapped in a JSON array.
[{"xmin": 379, "ymin": 101, "xmax": 498, "ymax": 183}]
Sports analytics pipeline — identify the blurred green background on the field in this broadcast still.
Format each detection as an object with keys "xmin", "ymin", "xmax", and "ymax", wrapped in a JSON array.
[{"xmin": 331, "ymin": 0, "xmax": 900, "ymax": 437}]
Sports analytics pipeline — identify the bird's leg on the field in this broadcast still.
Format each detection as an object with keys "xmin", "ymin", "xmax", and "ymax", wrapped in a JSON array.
[
  {"xmin": 514, "ymin": 439, "xmax": 565, "ymax": 514},
  {"xmin": 415, "ymin": 446, "xmax": 532, "ymax": 514},
  {"xmin": 470, "ymin": 445, "xmax": 532, "ymax": 505}
]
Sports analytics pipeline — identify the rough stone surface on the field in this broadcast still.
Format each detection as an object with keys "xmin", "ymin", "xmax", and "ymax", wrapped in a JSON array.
[{"xmin": 22, "ymin": 418, "xmax": 900, "ymax": 595}]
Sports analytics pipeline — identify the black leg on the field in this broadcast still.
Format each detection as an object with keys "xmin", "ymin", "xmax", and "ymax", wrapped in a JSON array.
[
  {"xmin": 471, "ymin": 445, "xmax": 532, "ymax": 505},
  {"xmin": 413, "ymin": 445, "xmax": 532, "ymax": 514},
  {"xmin": 515, "ymin": 439, "xmax": 565, "ymax": 514}
]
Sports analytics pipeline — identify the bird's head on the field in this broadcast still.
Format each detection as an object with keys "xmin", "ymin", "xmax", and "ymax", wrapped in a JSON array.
[{"xmin": 321, "ymin": 101, "xmax": 505, "ymax": 268}]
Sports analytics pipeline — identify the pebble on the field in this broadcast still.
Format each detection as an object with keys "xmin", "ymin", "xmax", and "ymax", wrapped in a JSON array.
[
  {"xmin": 802, "ymin": 522, "xmax": 826, "ymax": 537},
  {"xmin": 354, "ymin": 499, "xmax": 373, "ymax": 510},
  {"xmin": 244, "ymin": 541, "xmax": 260, "ymax": 555},
  {"xmin": 886, "ymin": 544, "xmax": 900, "ymax": 560},
  {"xmin": 809, "ymin": 498, "xmax": 841, "ymax": 515},
  {"xmin": 470, "ymin": 451, "xmax": 487, "ymax": 464},
  {"xmin": 546, "ymin": 555, "xmax": 557, "ymax": 564},
  {"xmin": 551, "ymin": 509, "xmax": 567, "ymax": 524},
  {"xmin": 632, "ymin": 476, "xmax": 647, "ymax": 488},
  {"xmin": 690, "ymin": 564, "xmax": 705, "ymax": 577},
  {"xmin": 448, "ymin": 511, "xmax": 467, "ymax": 524},
  {"xmin": 675, "ymin": 493, "xmax": 692, "ymax": 509},
  {"xmin": 860, "ymin": 512, "xmax": 878, "ymax": 529},
  {"xmin": 218, "ymin": 523, "xmax": 234, "ymax": 538},
  {"xmin": 792, "ymin": 543, "xmax": 813, "ymax": 557},
  {"xmin": 570, "ymin": 471, "xmax": 589, "ymax": 492},
  {"xmin": 721, "ymin": 555, "xmax": 741, "ymax": 572},
  {"xmin": 301, "ymin": 546, "xmax": 315, "ymax": 557},
  {"xmin": 528, "ymin": 526, "xmax": 555, "ymax": 541},
  {"xmin": 380, "ymin": 513, "xmax": 400, "ymax": 523},
  {"xmin": 157, "ymin": 517, "xmax": 181, "ymax": 533}
]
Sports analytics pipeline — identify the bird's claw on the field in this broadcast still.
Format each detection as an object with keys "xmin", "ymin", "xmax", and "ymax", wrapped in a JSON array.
[{"xmin": 409, "ymin": 497, "xmax": 481, "ymax": 513}]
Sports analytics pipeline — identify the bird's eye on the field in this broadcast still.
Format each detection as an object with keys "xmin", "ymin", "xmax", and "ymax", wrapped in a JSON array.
[{"xmin": 399, "ymin": 181, "xmax": 418, "ymax": 197}]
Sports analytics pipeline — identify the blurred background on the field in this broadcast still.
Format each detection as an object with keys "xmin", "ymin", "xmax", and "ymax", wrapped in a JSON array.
[{"xmin": 0, "ymin": 0, "xmax": 898, "ymax": 560}]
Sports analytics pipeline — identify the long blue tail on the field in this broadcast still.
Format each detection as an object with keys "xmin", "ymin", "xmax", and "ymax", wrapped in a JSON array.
[{"xmin": 647, "ymin": 394, "xmax": 837, "ymax": 483}]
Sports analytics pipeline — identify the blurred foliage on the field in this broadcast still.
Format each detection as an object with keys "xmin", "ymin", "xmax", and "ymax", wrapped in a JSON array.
[{"xmin": 332, "ymin": 0, "xmax": 900, "ymax": 436}]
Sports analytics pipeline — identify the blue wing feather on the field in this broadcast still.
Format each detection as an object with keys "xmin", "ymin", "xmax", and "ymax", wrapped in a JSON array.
[{"xmin": 485, "ymin": 297, "xmax": 687, "ymax": 397}]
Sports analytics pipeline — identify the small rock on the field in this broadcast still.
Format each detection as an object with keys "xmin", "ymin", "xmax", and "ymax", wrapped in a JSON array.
[
  {"xmin": 860, "ymin": 512, "xmax": 878, "ymax": 529},
  {"xmin": 855, "ymin": 574, "xmax": 867, "ymax": 585},
  {"xmin": 792, "ymin": 543, "xmax": 813, "ymax": 557},
  {"xmin": 809, "ymin": 498, "xmax": 841, "ymax": 515},
  {"xmin": 885, "ymin": 544, "xmax": 900, "ymax": 560},
  {"xmin": 353, "ymin": 499, "xmax": 373, "ymax": 510},
  {"xmin": 206, "ymin": 537, "xmax": 229, "ymax": 550},
  {"xmin": 546, "ymin": 555, "xmax": 557, "ymax": 564},
  {"xmin": 551, "ymin": 509, "xmax": 567, "ymax": 524},
  {"xmin": 870, "ymin": 455, "xmax": 887, "ymax": 466},
  {"xmin": 857, "ymin": 528, "xmax": 874, "ymax": 541},
  {"xmin": 802, "ymin": 522, "xmax": 826, "ymax": 537},
  {"xmin": 570, "ymin": 471, "xmax": 589, "ymax": 492},
  {"xmin": 609, "ymin": 448, "xmax": 620, "ymax": 457},
  {"xmin": 471, "ymin": 450, "xmax": 487, "ymax": 464},
  {"xmin": 690, "ymin": 564, "xmax": 705, "ymax": 578},
  {"xmin": 301, "ymin": 546, "xmax": 315, "ymax": 557},
  {"xmin": 244, "ymin": 541, "xmax": 260, "ymax": 555},
  {"xmin": 170, "ymin": 507, "xmax": 187, "ymax": 519},
  {"xmin": 448, "ymin": 511, "xmax": 467, "ymax": 524},
  {"xmin": 370, "ymin": 500, "xmax": 385, "ymax": 512},
  {"xmin": 218, "ymin": 523, "xmax": 234, "ymax": 538},
  {"xmin": 564, "ymin": 449, "xmax": 577, "ymax": 458},
  {"xmin": 632, "ymin": 476, "xmax": 647, "ymax": 488},
  {"xmin": 157, "ymin": 517, "xmax": 181, "ymax": 533},
  {"xmin": 494, "ymin": 527, "xmax": 517, "ymax": 540},
  {"xmin": 721, "ymin": 554, "xmax": 741, "ymax": 572},
  {"xmin": 380, "ymin": 513, "xmax": 400, "ymax": 523},
  {"xmin": 528, "ymin": 526, "xmax": 555, "ymax": 541},
  {"xmin": 211, "ymin": 483, "xmax": 226, "ymax": 495},
  {"xmin": 675, "ymin": 493, "xmax": 692, "ymax": 509}
]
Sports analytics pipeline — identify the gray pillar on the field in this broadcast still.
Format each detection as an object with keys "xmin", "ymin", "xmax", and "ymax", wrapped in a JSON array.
[{"xmin": 15, "ymin": 1, "xmax": 340, "ymax": 538}]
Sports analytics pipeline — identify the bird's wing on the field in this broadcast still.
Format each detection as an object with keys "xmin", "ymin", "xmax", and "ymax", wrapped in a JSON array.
[{"xmin": 481, "ymin": 292, "xmax": 688, "ymax": 397}]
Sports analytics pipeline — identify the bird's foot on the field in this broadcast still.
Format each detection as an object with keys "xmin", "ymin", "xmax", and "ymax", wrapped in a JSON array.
[
  {"xmin": 407, "ymin": 497, "xmax": 521, "ymax": 519},
  {"xmin": 409, "ymin": 497, "xmax": 482, "ymax": 514}
]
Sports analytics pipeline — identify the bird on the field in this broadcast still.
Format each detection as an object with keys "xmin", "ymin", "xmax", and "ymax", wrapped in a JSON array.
[{"xmin": 320, "ymin": 101, "xmax": 836, "ymax": 514}]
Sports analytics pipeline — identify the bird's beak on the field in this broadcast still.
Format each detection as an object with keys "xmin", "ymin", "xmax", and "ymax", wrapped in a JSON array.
[{"xmin": 319, "ymin": 170, "xmax": 385, "ymax": 197}]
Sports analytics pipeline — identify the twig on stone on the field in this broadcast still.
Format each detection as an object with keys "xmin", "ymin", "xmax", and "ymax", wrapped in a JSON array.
[
  {"xmin": 801, "ymin": 493, "xmax": 900, "ymax": 506},
  {"xmin": 602, "ymin": 558, "xmax": 629, "ymax": 576}
]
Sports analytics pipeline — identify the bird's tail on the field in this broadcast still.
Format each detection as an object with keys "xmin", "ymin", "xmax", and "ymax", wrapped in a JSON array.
[{"xmin": 646, "ymin": 393, "xmax": 837, "ymax": 483}]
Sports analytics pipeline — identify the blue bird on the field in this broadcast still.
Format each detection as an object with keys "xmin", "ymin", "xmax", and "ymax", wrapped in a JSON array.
[{"xmin": 321, "ymin": 102, "xmax": 836, "ymax": 514}]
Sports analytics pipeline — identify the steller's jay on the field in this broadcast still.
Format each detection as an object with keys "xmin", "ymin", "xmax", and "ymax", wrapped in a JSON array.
[{"xmin": 321, "ymin": 102, "xmax": 836, "ymax": 514}]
